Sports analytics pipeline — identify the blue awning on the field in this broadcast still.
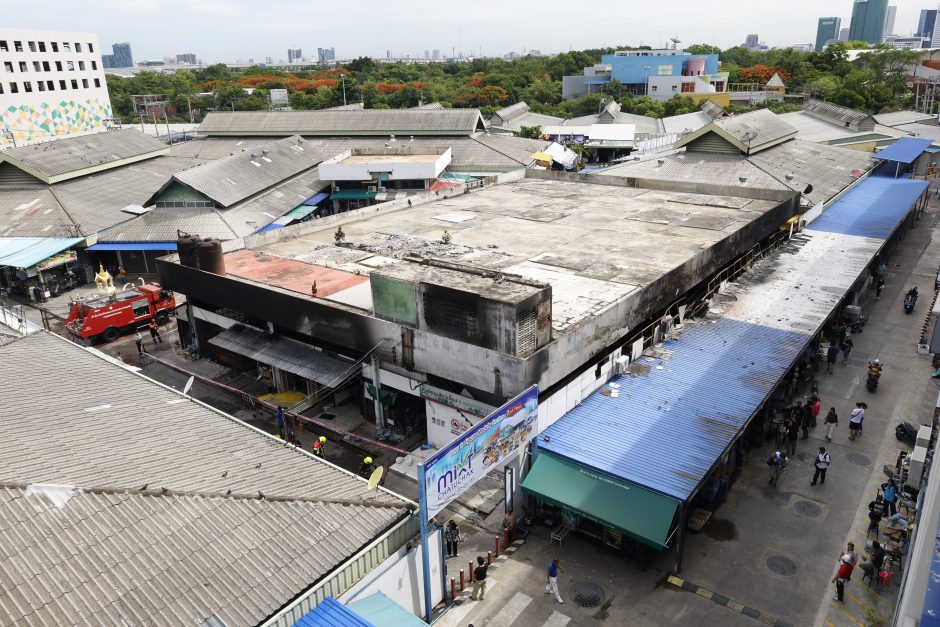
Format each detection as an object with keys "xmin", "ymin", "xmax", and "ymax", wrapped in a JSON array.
[
  {"xmin": 807, "ymin": 177, "xmax": 929, "ymax": 239},
  {"xmin": 0, "ymin": 237, "xmax": 85, "ymax": 269},
  {"xmin": 86, "ymin": 242, "xmax": 177, "ymax": 252},
  {"xmin": 294, "ymin": 597, "xmax": 374, "ymax": 627},
  {"xmin": 347, "ymin": 593, "xmax": 427, "ymax": 626},
  {"xmin": 254, "ymin": 223, "xmax": 284, "ymax": 234},
  {"xmin": 302, "ymin": 191, "xmax": 330, "ymax": 206},
  {"xmin": 874, "ymin": 137, "xmax": 934, "ymax": 163}
]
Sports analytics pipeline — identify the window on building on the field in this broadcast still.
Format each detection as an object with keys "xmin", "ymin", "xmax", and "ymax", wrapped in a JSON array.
[
  {"xmin": 28, "ymin": 41, "xmax": 36, "ymax": 52},
  {"xmin": 681, "ymin": 82, "xmax": 696, "ymax": 93},
  {"xmin": 42, "ymin": 61, "xmax": 49, "ymax": 71},
  {"xmin": 46, "ymin": 80, "xmax": 53, "ymax": 90},
  {"xmin": 651, "ymin": 85, "xmax": 658, "ymax": 92},
  {"xmin": 51, "ymin": 42, "xmax": 58, "ymax": 52},
  {"xmin": 33, "ymin": 61, "xmax": 41, "ymax": 72},
  {"xmin": 93, "ymin": 78, "xmax": 100, "ymax": 88},
  {"xmin": 23, "ymin": 81, "xmax": 32, "ymax": 93},
  {"xmin": 75, "ymin": 43, "xmax": 82, "ymax": 53},
  {"xmin": 711, "ymin": 81, "xmax": 725, "ymax": 93},
  {"xmin": 3, "ymin": 62, "xmax": 12, "ymax": 73},
  {"xmin": 38, "ymin": 42, "xmax": 46, "ymax": 52},
  {"xmin": 91, "ymin": 60, "xmax": 97, "ymax": 70},
  {"xmin": 18, "ymin": 62, "xmax": 27, "ymax": 73},
  {"xmin": 0, "ymin": 83, "xmax": 4, "ymax": 94},
  {"xmin": 78, "ymin": 61, "xmax": 85, "ymax": 70},
  {"xmin": 671, "ymin": 85, "xmax": 678, "ymax": 91},
  {"xmin": 70, "ymin": 79, "xmax": 78, "ymax": 89},
  {"xmin": 658, "ymin": 64, "xmax": 673, "ymax": 76},
  {"xmin": 13, "ymin": 41, "xmax": 23, "ymax": 52},
  {"xmin": 81, "ymin": 78, "xmax": 88, "ymax": 88},
  {"xmin": 55, "ymin": 61, "xmax": 62, "ymax": 71},
  {"xmin": 88, "ymin": 43, "xmax": 93, "ymax": 53},
  {"xmin": 37, "ymin": 81, "xmax": 45, "ymax": 91},
  {"xmin": 9, "ymin": 82, "xmax": 18, "ymax": 94},
  {"xmin": 63, "ymin": 42, "xmax": 71, "ymax": 53},
  {"xmin": 0, "ymin": 41, "xmax": 7, "ymax": 52},
  {"xmin": 59, "ymin": 79, "xmax": 66, "ymax": 90},
  {"xmin": 67, "ymin": 61, "xmax": 74, "ymax": 71}
]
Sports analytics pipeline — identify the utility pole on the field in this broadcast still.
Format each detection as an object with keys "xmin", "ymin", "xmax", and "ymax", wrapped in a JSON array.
[
  {"xmin": 371, "ymin": 356, "xmax": 384, "ymax": 432},
  {"xmin": 186, "ymin": 94, "xmax": 193, "ymax": 124},
  {"xmin": 340, "ymin": 73, "xmax": 347, "ymax": 106}
]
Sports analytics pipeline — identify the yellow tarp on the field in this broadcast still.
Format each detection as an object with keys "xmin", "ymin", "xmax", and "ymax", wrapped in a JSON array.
[
  {"xmin": 258, "ymin": 390, "xmax": 306, "ymax": 405},
  {"xmin": 532, "ymin": 151, "xmax": 553, "ymax": 163}
]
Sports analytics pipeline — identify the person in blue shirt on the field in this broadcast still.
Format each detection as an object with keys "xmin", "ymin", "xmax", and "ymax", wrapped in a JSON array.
[
  {"xmin": 545, "ymin": 558, "xmax": 567, "ymax": 604},
  {"xmin": 883, "ymin": 479, "xmax": 898, "ymax": 517}
]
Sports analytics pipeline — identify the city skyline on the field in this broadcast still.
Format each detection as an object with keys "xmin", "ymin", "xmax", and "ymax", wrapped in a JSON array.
[{"xmin": 10, "ymin": 0, "xmax": 939, "ymax": 63}]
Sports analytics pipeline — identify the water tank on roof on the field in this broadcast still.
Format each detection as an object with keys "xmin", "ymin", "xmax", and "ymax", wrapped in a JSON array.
[
  {"xmin": 177, "ymin": 234, "xmax": 202, "ymax": 270},
  {"xmin": 196, "ymin": 238, "xmax": 226, "ymax": 276},
  {"xmin": 686, "ymin": 58, "xmax": 705, "ymax": 76}
]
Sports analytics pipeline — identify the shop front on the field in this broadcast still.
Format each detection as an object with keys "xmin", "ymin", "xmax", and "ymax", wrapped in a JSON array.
[{"xmin": 0, "ymin": 237, "xmax": 87, "ymax": 300}]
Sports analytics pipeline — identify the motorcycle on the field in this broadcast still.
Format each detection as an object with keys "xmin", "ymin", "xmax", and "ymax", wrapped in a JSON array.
[
  {"xmin": 904, "ymin": 290, "xmax": 918, "ymax": 314},
  {"xmin": 896, "ymin": 422, "xmax": 918, "ymax": 447},
  {"xmin": 866, "ymin": 363, "xmax": 882, "ymax": 392}
]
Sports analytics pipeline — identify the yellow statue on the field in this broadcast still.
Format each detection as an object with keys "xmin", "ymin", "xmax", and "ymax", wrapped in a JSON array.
[{"xmin": 94, "ymin": 263, "xmax": 114, "ymax": 292}]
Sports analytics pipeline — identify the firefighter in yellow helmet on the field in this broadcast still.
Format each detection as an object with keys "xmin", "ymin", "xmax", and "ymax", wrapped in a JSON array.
[
  {"xmin": 359, "ymin": 456, "xmax": 374, "ymax": 478},
  {"xmin": 312, "ymin": 435, "xmax": 327, "ymax": 458}
]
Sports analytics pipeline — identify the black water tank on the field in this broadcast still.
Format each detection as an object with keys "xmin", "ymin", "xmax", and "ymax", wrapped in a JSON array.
[
  {"xmin": 196, "ymin": 238, "xmax": 226, "ymax": 276},
  {"xmin": 177, "ymin": 234, "xmax": 202, "ymax": 269}
]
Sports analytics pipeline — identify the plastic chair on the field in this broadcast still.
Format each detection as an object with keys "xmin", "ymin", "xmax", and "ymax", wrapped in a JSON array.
[
  {"xmin": 878, "ymin": 569, "xmax": 893, "ymax": 587},
  {"xmin": 867, "ymin": 519, "xmax": 880, "ymax": 539},
  {"xmin": 862, "ymin": 568, "xmax": 876, "ymax": 587}
]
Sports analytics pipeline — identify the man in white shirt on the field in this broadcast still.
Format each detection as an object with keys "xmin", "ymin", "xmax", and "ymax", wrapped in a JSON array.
[
  {"xmin": 812, "ymin": 446, "xmax": 831, "ymax": 485},
  {"xmin": 849, "ymin": 403, "xmax": 865, "ymax": 440}
]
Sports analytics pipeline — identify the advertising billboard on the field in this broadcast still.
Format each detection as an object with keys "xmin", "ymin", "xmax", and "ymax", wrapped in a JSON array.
[{"xmin": 421, "ymin": 386, "xmax": 538, "ymax": 519}]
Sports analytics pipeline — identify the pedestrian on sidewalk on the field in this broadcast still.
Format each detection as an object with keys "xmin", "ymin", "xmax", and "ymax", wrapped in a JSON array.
[
  {"xmin": 824, "ymin": 407, "xmax": 838, "ymax": 442},
  {"xmin": 841, "ymin": 337, "xmax": 853, "ymax": 364},
  {"xmin": 134, "ymin": 330, "xmax": 145, "ymax": 356},
  {"xmin": 503, "ymin": 506, "xmax": 517, "ymax": 543},
  {"xmin": 444, "ymin": 520, "xmax": 462, "ymax": 558},
  {"xmin": 883, "ymin": 479, "xmax": 899, "ymax": 517},
  {"xmin": 470, "ymin": 556, "xmax": 488, "ymax": 600},
  {"xmin": 849, "ymin": 403, "xmax": 864, "ymax": 440},
  {"xmin": 545, "ymin": 558, "xmax": 567, "ymax": 604},
  {"xmin": 768, "ymin": 451, "xmax": 787, "ymax": 487},
  {"xmin": 148, "ymin": 319, "xmax": 163, "ymax": 344},
  {"xmin": 810, "ymin": 395, "xmax": 821, "ymax": 428},
  {"xmin": 811, "ymin": 447, "xmax": 831, "ymax": 485},
  {"xmin": 876, "ymin": 276, "xmax": 885, "ymax": 300},
  {"xmin": 826, "ymin": 343, "xmax": 839, "ymax": 372},
  {"xmin": 785, "ymin": 418, "xmax": 799, "ymax": 456},
  {"xmin": 276, "ymin": 406, "xmax": 285, "ymax": 440},
  {"xmin": 832, "ymin": 553, "xmax": 854, "ymax": 603}
]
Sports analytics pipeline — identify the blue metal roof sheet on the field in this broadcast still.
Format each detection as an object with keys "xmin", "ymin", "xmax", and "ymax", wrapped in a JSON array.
[
  {"xmin": 86, "ymin": 242, "xmax": 177, "ymax": 251},
  {"xmin": 302, "ymin": 191, "xmax": 330, "ymax": 206},
  {"xmin": 921, "ymin": 509, "xmax": 940, "ymax": 626},
  {"xmin": 347, "ymin": 593, "xmax": 427, "ymax": 627},
  {"xmin": 806, "ymin": 176, "xmax": 928, "ymax": 239},
  {"xmin": 874, "ymin": 137, "xmax": 933, "ymax": 163},
  {"xmin": 538, "ymin": 318, "xmax": 807, "ymax": 501},
  {"xmin": 0, "ymin": 237, "xmax": 85, "ymax": 269},
  {"xmin": 293, "ymin": 597, "xmax": 375, "ymax": 627}
]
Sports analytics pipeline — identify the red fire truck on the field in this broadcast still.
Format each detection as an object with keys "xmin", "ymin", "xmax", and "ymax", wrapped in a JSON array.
[{"xmin": 66, "ymin": 283, "xmax": 176, "ymax": 342}]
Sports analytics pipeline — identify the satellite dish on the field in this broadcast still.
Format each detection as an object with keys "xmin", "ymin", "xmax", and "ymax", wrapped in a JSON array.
[
  {"xmin": 367, "ymin": 466, "xmax": 384, "ymax": 491},
  {"xmin": 183, "ymin": 375, "xmax": 195, "ymax": 396}
]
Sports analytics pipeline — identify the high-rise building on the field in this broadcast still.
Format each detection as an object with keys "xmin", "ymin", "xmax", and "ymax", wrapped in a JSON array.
[
  {"xmin": 317, "ymin": 47, "xmax": 335, "ymax": 62},
  {"xmin": 815, "ymin": 17, "xmax": 842, "ymax": 51},
  {"xmin": 432, "ymin": 49, "xmax": 440, "ymax": 60},
  {"xmin": 287, "ymin": 48, "xmax": 302, "ymax": 63},
  {"xmin": 839, "ymin": 27, "xmax": 850, "ymax": 40},
  {"xmin": 849, "ymin": 0, "xmax": 889, "ymax": 44},
  {"xmin": 265, "ymin": 56, "xmax": 273, "ymax": 64},
  {"xmin": 175, "ymin": 53, "xmax": 196, "ymax": 64},
  {"xmin": 884, "ymin": 5, "xmax": 897, "ymax": 36},
  {"xmin": 424, "ymin": 49, "xmax": 430, "ymax": 59},
  {"xmin": 744, "ymin": 33, "xmax": 759, "ymax": 48},
  {"xmin": 918, "ymin": 9, "xmax": 938, "ymax": 40},
  {"xmin": 101, "ymin": 41, "xmax": 133, "ymax": 68},
  {"xmin": 0, "ymin": 28, "xmax": 112, "ymax": 146}
]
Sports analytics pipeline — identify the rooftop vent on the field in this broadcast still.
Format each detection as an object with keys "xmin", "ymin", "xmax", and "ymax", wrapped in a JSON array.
[
  {"xmin": 389, "ymin": 134, "xmax": 396, "ymax": 142},
  {"xmin": 657, "ymin": 159, "xmax": 665, "ymax": 167},
  {"xmin": 785, "ymin": 173, "xmax": 794, "ymax": 182},
  {"xmin": 738, "ymin": 176, "xmax": 748, "ymax": 184},
  {"xmin": 261, "ymin": 149, "xmax": 269, "ymax": 156}
]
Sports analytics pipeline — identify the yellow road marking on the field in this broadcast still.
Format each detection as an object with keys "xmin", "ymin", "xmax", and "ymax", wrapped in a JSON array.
[
  {"xmin": 846, "ymin": 590, "xmax": 877, "ymax": 614},
  {"xmin": 727, "ymin": 600, "xmax": 745, "ymax": 612},
  {"xmin": 824, "ymin": 620, "xmax": 836, "ymax": 627},
  {"xmin": 830, "ymin": 601, "xmax": 865, "ymax": 626},
  {"xmin": 667, "ymin": 575, "xmax": 684, "ymax": 587},
  {"xmin": 696, "ymin": 588, "xmax": 713, "ymax": 600}
]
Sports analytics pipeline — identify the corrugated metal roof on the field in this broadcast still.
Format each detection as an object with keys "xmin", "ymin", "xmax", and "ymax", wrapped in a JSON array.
[
  {"xmin": 807, "ymin": 176, "xmax": 929, "ymax": 238},
  {"xmin": 873, "ymin": 110, "xmax": 936, "ymax": 127},
  {"xmin": 166, "ymin": 135, "xmax": 325, "ymax": 207},
  {"xmin": 209, "ymin": 323, "xmax": 358, "ymax": 387},
  {"xmin": 600, "ymin": 152, "xmax": 790, "ymax": 191},
  {"xmin": 539, "ymin": 317, "xmax": 806, "ymax": 501},
  {"xmin": 346, "ymin": 592, "xmax": 429, "ymax": 626},
  {"xmin": 710, "ymin": 109, "xmax": 798, "ymax": 152},
  {"xmin": 0, "ymin": 129, "xmax": 170, "ymax": 183},
  {"xmin": 0, "ymin": 188, "xmax": 76, "ymax": 238},
  {"xmin": 294, "ymin": 597, "xmax": 374, "ymax": 627},
  {"xmin": 874, "ymin": 137, "xmax": 934, "ymax": 164},
  {"xmin": 661, "ymin": 111, "xmax": 712, "ymax": 135},
  {"xmin": 803, "ymin": 99, "xmax": 876, "ymax": 131},
  {"xmin": 492, "ymin": 102, "xmax": 531, "ymax": 124},
  {"xmin": 198, "ymin": 109, "xmax": 487, "ymax": 136},
  {"xmin": 0, "ymin": 236, "xmax": 84, "ymax": 268},
  {"xmin": 0, "ymin": 331, "xmax": 411, "ymax": 627},
  {"xmin": 98, "ymin": 209, "xmax": 237, "ymax": 241},
  {"xmin": 413, "ymin": 102, "xmax": 445, "ymax": 110}
]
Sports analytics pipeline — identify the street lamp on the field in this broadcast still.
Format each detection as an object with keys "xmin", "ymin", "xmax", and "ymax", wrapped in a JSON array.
[{"xmin": 339, "ymin": 73, "xmax": 347, "ymax": 106}]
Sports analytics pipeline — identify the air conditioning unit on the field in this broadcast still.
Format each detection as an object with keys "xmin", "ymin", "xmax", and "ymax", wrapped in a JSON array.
[
  {"xmin": 613, "ymin": 355, "xmax": 629, "ymax": 375},
  {"xmin": 367, "ymin": 186, "xmax": 377, "ymax": 192}
]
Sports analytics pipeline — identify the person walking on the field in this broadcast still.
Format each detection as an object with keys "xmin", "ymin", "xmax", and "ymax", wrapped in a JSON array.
[
  {"xmin": 148, "ymin": 319, "xmax": 163, "ymax": 344},
  {"xmin": 444, "ymin": 520, "xmax": 461, "ymax": 558},
  {"xmin": 545, "ymin": 558, "xmax": 567, "ymax": 604},
  {"xmin": 134, "ymin": 330, "xmax": 145, "ymax": 356},
  {"xmin": 832, "ymin": 553, "xmax": 854, "ymax": 603},
  {"xmin": 811, "ymin": 447, "xmax": 831, "ymax": 485},
  {"xmin": 875, "ymin": 276, "xmax": 885, "ymax": 300},
  {"xmin": 810, "ymin": 396, "xmax": 821, "ymax": 429},
  {"xmin": 503, "ymin": 506, "xmax": 517, "ymax": 544},
  {"xmin": 883, "ymin": 479, "xmax": 899, "ymax": 517},
  {"xmin": 841, "ymin": 337, "xmax": 853, "ymax": 364},
  {"xmin": 470, "ymin": 556, "xmax": 488, "ymax": 601},
  {"xmin": 826, "ymin": 343, "xmax": 839, "ymax": 373},
  {"xmin": 824, "ymin": 407, "xmax": 838, "ymax": 442},
  {"xmin": 849, "ymin": 403, "xmax": 864, "ymax": 440},
  {"xmin": 785, "ymin": 418, "xmax": 799, "ymax": 457},
  {"xmin": 768, "ymin": 451, "xmax": 787, "ymax": 487}
]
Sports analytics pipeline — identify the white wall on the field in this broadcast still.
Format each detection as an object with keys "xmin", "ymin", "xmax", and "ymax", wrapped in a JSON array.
[
  {"xmin": 319, "ymin": 148, "xmax": 452, "ymax": 181},
  {"xmin": 536, "ymin": 347, "xmax": 618, "ymax": 435},
  {"xmin": 425, "ymin": 398, "xmax": 488, "ymax": 448},
  {"xmin": 339, "ymin": 527, "xmax": 444, "ymax": 619}
]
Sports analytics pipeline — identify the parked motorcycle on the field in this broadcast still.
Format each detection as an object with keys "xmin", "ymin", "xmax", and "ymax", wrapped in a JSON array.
[
  {"xmin": 896, "ymin": 421, "xmax": 918, "ymax": 447},
  {"xmin": 904, "ymin": 288, "xmax": 918, "ymax": 314}
]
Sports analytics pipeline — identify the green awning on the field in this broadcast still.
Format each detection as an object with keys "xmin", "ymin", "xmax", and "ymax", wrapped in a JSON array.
[
  {"xmin": 330, "ymin": 190, "xmax": 378, "ymax": 200},
  {"xmin": 522, "ymin": 452, "xmax": 679, "ymax": 549},
  {"xmin": 282, "ymin": 204, "xmax": 317, "ymax": 220}
]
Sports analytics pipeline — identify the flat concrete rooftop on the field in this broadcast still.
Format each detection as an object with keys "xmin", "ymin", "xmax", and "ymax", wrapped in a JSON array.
[
  {"xmin": 341, "ymin": 154, "xmax": 441, "ymax": 164},
  {"xmin": 233, "ymin": 178, "xmax": 782, "ymax": 333}
]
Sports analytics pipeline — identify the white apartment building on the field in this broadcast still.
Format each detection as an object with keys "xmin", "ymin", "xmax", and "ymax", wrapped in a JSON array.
[{"xmin": 0, "ymin": 29, "xmax": 112, "ymax": 147}]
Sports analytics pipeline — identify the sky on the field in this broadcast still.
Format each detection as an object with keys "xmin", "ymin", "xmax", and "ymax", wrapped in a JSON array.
[{"xmin": 14, "ymin": 0, "xmax": 939, "ymax": 62}]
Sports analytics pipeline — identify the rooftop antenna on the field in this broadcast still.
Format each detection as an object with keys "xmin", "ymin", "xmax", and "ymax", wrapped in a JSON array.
[{"xmin": 670, "ymin": 37, "xmax": 681, "ymax": 51}]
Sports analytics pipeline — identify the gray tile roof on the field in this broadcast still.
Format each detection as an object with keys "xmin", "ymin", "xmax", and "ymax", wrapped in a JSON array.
[
  {"xmin": 98, "ymin": 209, "xmax": 238, "ymax": 241},
  {"xmin": 197, "ymin": 109, "xmax": 487, "ymax": 136},
  {"xmin": 0, "ymin": 188, "xmax": 77, "ymax": 238},
  {"xmin": 676, "ymin": 109, "xmax": 798, "ymax": 155},
  {"xmin": 600, "ymin": 152, "xmax": 791, "ymax": 191},
  {"xmin": 413, "ymin": 102, "xmax": 445, "ymax": 110},
  {"xmin": 873, "ymin": 110, "xmax": 936, "ymax": 127},
  {"xmin": 165, "ymin": 136, "xmax": 325, "ymax": 208},
  {"xmin": 323, "ymin": 103, "xmax": 365, "ymax": 111},
  {"xmin": 563, "ymin": 111, "xmax": 662, "ymax": 136},
  {"xmin": 491, "ymin": 102, "xmax": 531, "ymax": 125},
  {"xmin": 0, "ymin": 129, "xmax": 169, "ymax": 184},
  {"xmin": 0, "ymin": 331, "xmax": 411, "ymax": 627},
  {"xmin": 803, "ymin": 99, "xmax": 875, "ymax": 131},
  {"xmin": 223, "ymin": 169, "xmax": 328, "ymax": 237}
]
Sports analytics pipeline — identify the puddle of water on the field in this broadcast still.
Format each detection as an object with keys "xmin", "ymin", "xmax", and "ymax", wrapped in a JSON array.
[{"xmin": 704, "ymin": 518, "xmax": 738, "ymax": 541}]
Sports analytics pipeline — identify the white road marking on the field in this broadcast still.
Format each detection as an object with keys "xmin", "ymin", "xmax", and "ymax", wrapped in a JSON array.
[
  {"xmin": 490, "ymin": 591, "xmax": 532, "ymax": 626},
  {"xmin": 844, "ymin": 375, "xmax": 860, "ymax": 399},
  {"xmin": 542, "ymin": 610, "xmax": 572, "ymax": 627}
]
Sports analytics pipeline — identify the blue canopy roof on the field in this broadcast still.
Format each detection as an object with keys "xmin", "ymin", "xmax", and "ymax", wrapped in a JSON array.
[
  {"xmin": 0, "ymin": 237, "xmax": 85, "ymax": 269},
  {"xmin": 254, "ymin": 223, "xmax": 284, "ymax": 234},
  {"xmin": 874, "ymin": 137, "xmax": 933, "ymax": 164},
  {"xmin": 539, "ymin": 317, "xmax": 806, "ymax": 501},
  {"xmin": 807, "ymin": 176, "xmax": 928, "ymax": 239},
  {"xmin": 293, "ymin": 597, "xmax": 374, "ymax": 627},
  {"xmin": 302, "ymin": 191, "xmax": 330, "ymax": 206},
  {"xmin": 86, "ymin": 242, "xmax": 177, "ymax": 252},
  {"xmin": 347, "ymin": 593, "xmax": 427, "ymax": 626}
]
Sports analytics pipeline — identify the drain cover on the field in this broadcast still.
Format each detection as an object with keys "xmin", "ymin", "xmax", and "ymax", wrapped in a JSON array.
[
  {"xmin": 794, "ymin": 500, "xmax": 822, "ymax": 517},
  {"xmin": 766, "ymin": 555, "xmax": 797, "ymax": 576},
  {"xmin": 846, "ymin": 452, "xmax": 871, "ymax": 466},
  {"xmin": 569, "ymin": 581, "xmax": 605, "ymax": 608}
]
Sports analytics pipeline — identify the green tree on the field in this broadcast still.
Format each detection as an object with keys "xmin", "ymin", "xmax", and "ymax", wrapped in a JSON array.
[
  {"xmin": 522, "ymin": 78, "xmax": 562, "ymax": 106},
  {"xmin": 518, "ymin": 125, "xmax": 543, "ymax": 139},
  {"xmin": 685, "ymin": 44, "xmax": 721, "ymax": 55}
]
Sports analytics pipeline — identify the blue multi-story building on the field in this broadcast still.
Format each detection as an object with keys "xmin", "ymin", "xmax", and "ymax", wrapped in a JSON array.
[{"xmin": 563, "ymin": 49, "xmax": 724, "ymax": 102}]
